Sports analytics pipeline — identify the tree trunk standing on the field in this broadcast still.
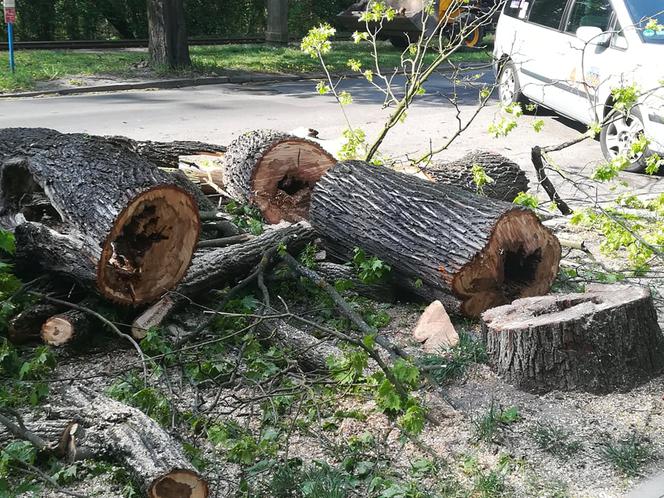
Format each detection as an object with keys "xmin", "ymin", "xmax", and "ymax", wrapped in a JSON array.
[
  {"xmin": 266, "ymin": 0, "xmax": 289, "ymax": 44},
  {"xmin": 310, "ymin": 161, "xmax": 561, "ymax": 317},
  {"xmin": 147, "ymin": 0, "xmax": 191, "ymax": 68},
  {"xmin": 481, "ymin": 284, "xmax": 664, "ymax": 393}
]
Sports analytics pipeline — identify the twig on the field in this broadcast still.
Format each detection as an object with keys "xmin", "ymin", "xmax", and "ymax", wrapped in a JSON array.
[
  {"xmin": 531, "ymin": 145, "xmax": 572, "ymax": 215},
  {"xmin": 197, "ymin": 233, "xmax": 253, "ymax": 248}
]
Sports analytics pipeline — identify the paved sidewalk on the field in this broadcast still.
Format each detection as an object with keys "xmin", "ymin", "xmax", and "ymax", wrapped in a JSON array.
[{"xmin": 625, "ymin": 473, "xmax": 664, "ymax": 497}]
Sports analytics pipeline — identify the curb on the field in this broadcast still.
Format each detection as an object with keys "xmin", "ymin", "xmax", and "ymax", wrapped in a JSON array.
[
  {"xmin": 0, "ymin": 71, "xmax": 355, "ymax": 99},
  {"xmin": 0, "ymin": 64, "xmax": 474, "ymax": 99}
]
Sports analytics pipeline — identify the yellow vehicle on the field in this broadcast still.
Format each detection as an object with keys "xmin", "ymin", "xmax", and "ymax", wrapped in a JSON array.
[{"xmin": 337, "ymin": 0, "xmax": 493, "ymax": 49}]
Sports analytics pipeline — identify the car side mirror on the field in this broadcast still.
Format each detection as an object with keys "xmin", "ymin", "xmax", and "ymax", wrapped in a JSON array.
[{"xmin": 576, "ymin": 26, "xmax": 610, "ymax": 46}]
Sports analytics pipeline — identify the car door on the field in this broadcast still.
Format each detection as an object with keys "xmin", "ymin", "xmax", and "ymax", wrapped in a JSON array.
[
  {"xmin": 513, "ymin": 0, "xmax": 572, "ymax": 106},
  {"xmin": 554, "ymin": 0, "xmax": 617, "ymax": 123}
]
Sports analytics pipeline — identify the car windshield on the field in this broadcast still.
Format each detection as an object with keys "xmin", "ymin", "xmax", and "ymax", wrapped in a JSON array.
[{"xmin": 625, "ymin": 0, "xmax": 664, "ymax": 43}]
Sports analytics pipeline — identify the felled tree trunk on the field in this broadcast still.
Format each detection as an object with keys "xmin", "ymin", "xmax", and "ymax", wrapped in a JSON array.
[
  {"xmin": 310, "ymin": 161, "xmax": 560, "ymax": 317},
  {"xmin": 426, "ymin": 151, "xmax": 529, "ymax": 202},
  {"xmin": 7, "ymin": 303, "xmax": 62, "ymax": 344},
  {"xmin": 132, "ymin": 222, "xmax": 315, "ymax": 338},
  {"xmin": 1, "ymin": 133, "xmax": 200, "ymax": 306},
  {"xmin": 104, "ymin": 136, "xmax": 226, "ymax": 169},
  {"xmin": 41, "ymin": 306, "xmax": 94, "ymax": 347},
  {"xmin": 3, "ymin": 386, "xmax": 208, "ymax": 498},
  {"xmin": 222, "ymin": 130, "xmax": 336, "ymax": 223},
  {"xmin": 481, "ymin": 284, "xmax": 664, "ymax": 393}
]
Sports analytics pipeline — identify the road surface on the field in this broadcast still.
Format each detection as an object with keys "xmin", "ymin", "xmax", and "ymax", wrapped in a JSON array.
[{"xmin": 1, "ymin": 71, "xmax": 661, "ymax": 203}]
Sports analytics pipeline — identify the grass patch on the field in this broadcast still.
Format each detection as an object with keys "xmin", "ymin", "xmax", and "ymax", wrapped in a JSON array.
[
  {"xmin": 530, "ymin": 423, "xmax": 582, "ymax": 458},
  {"xmin": 472, "ymin": 402, "xmax": 520, "ymax": 444},
  {"xmin": 417, "ymin": 331, "xmax": 488, "ymax": 384},
  {"xmin": 601, "ymin": 433, "xmax": 654, "ymax": 477},
  {"xmin": 0, "ymin": 41, "xmax": 492, "ymax": 92}
]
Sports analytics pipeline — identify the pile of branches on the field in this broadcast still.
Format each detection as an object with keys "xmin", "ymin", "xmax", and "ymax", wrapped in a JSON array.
[{"xmin": 0, "ymin": 126, "xmax": 571, "ymax": 496}]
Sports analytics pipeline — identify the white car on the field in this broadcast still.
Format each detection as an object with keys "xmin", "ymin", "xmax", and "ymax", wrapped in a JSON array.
[{"xmin": 494, "ymin": 0, "xmax": 664, "ymax": 172}]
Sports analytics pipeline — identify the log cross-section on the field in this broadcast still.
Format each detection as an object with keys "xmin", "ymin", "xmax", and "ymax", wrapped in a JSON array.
[
  {"xmin": 310, "ymin": 161, "xmax": 561, "ymax": 317},
  {"xmin": 481, "ymin": 284, "xmax": 664, "ymax": 393},
  {"xmin": 0, "ymin": 131, "xmax": 200, "ymax": 306},
  {"xmin": 222, "ymin": 130, "xmax": 336, "ymax": 223}
]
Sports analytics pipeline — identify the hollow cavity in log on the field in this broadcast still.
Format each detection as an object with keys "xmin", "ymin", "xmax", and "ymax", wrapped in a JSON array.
[{"xmin": 223, "ymin": 130, "xmax": 336, "ymax": 223}]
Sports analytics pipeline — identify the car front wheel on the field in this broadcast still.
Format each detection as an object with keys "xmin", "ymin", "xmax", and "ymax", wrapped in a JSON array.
[
  {"xmin": 600, "ymin": 107, "xmax": 649, "ymax": 173},
  {"xmin": 498, "ymin": 60, "xmax": 525, "ymax": 107}
]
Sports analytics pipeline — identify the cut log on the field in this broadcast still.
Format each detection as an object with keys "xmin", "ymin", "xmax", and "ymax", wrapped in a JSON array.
[
  {"xmin": 481, "ymin": 284, "xmax": 664, "ymax": 393},
  {"xmin": 131, "ymin": 222, "xmax": 315, "ymax": 339},
  {"xmin": 104, "ymin": 136, "xmax": 226, "ymax": 169},
  {"xmin": 0, "ymin": 133, "xmax": 200, "ymax": 306},
  {"xmin": 1, "ymin": 385, "xmax": 208, "ymax": 498},
  {"xmin": 222, "ymin": 130, "xmax": 336, "ymax": 223},
  {"xmin": 315, "ymin": 262, "xmax": 397, "ymax": 303},
  {"xmin": 41, "ymin": 306, "xmax": 94, "ymax": 347},
  {"xmin": 310, "ymin": 161, "xmax": 561, "ymax": 317},
  {"xmin": 426, "ymin": 150, "xmax": 529, "ymax": 202},
  {"xmin": 7, "ymin": 303, "xmax": 62, "ymax": 344}
]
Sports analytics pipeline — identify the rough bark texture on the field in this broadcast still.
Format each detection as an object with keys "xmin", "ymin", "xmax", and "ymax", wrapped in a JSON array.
[
  {"xmin": 4, "ymin": 386, "xmax": 208, "ymax": 497},
  {"xmin": 7, "ymin": 303, "xmax": 62, "ymax": 344},
  {"xmin": 481, "ymin": 284, "xmax": 664, "ymax": 394},
  {"xmin": 426, "ymin": 150, "xmax": 529, "ymax": 202},
  {"xmin": 178, "ymin": 221, "xmax": 315, "ymax": 297},
  {"xmin": 315, "ymin": 262, "xmax": 397, "ymax": 303},
  {"xmin": 0, "ymin": 132, "xmax": 200, "ymax": 305},
  {"xmin": 105, "ymin": 136, "xmax": 226, "ymax": 169},
  {"xmin": 222, "ymin": 130, "xmax": 336, "ymax": 223},
  {"xmin": 310, "ymin": 161, "xmax": 561, "ymax": 317},
  {"xmin": 131, "ymin": 222, "xmax": 315, "ymax": 338},
  {"xmin": 147, "ymin": 0, "xmax": 191, "ymax": 68}
]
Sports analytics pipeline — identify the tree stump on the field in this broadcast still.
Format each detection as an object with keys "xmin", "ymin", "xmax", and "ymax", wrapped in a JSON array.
[
  {"xmin": 310, "ymin": 161, "xmax": 560, "ymax": 317},
  {"xmin": 222, "ymin": 130, "xmax": 336, "ymax": 223},
  {"xmin": 481, "ymin": 284, "xmax": 664, "ymax": 393},
  {"xmin": 1, "ymin": 132, "xmax": 200, "ymax": 306},
  {"xmin": 426, "ymin": 150, "xmax": 529, "ymax": 202}
]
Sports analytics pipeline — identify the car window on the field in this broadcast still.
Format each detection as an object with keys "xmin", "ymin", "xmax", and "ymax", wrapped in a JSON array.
[
  {"xmin": 566, "ymin": 0, "xmax": 612, "ymax": 33},
  {"xmin": 528, "ymin": 0, "xmax": 567, "ymax": 29},
  {"xmin": 503, "ymin": 0, "xmax": 531, "ymax": 19}
]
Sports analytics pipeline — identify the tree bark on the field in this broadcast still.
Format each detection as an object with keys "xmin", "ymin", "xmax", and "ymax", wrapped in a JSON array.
[
  {"xmin": 1, "ymin": 385, "xmax": 208, "ymax": 498},
  {"xmin": 7, "ymin": 303, "xmax": 63, "ymax": 345},
  {"xmin": 41, "ymin": 305, "xmax": 95, "ymax": 347},
  {"xmin": 481, "ymin": 284, "xmax": 664, "ymax": 393},
  {"xmin": 104, "ymin": 136, "xmax": 226, "ymax": 169},
  {"xmin": 147, "ymin": 0, "xmax": 191, "ymax": 68},
  {"xmin": 0, "ymin": 132, "xmax": 200, "ymax": 306},
  {"xmin": 310, "ymin": 161, "xmax": 561, "ymax": 317},
  {"xmin": 426, "ymin": 150, "xmax": 529, "ymax": 202},
  {"xmin": 132, "ymin": 222, "xmax": 315, "ymax": 338},
  {"xmin": 222, "ymin": 130, "xmax": 336, "ymax": 223}
]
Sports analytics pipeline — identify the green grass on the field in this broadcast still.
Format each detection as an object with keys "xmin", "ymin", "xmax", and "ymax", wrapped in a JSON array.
[
  {"xmin": 0, "ymin": 41, "xmax": 492, "ymax": 93},
  {"xmin": 530, "ymin": 423, "xmax": 582, "ymax": 459},
  {"xmin": 472, "ymin": 402, "xmax": 521, "ymax": 444},
  {"xmin": 417, "ymin": 331, "xmax": 488, "ymax": 384},
  {"xmin": 601, "ymin": 433, "xmax": 654, "ymax": 477}
]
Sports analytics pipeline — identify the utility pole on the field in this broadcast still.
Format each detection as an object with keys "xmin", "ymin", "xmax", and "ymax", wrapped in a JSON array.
[{"xmin": 266, "ymin": 0, "xmax": 288, "ymax": 45}]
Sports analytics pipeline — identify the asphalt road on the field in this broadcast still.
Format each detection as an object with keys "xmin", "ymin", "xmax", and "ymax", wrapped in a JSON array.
[{"xmin": 1, "ymin": 70, "xmax": 661, "ymax": 204}]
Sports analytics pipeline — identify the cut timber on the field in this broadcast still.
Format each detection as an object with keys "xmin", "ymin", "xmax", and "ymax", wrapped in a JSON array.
[
  {"xmin": 0, "ymin": 128, "xmax": 226, "ymax": 171},
  {"xmin": 426, "ymin": 151, "xmax": 529, "ymax": 202},
  {"xmin": 316, "ymin": 262, "xmax": 397, "ymax": 303},
  {"xmin": 481, "ymin": 284, "xmax": 664, "ymax": 393},
  {"xmin": 0, "ymin": 132, "xmax": 200, "ymax": 306},
  {"xmin": 41, "ymin": 305, "xmax": 94, "ymax": 347},
  {"xmin": 222, "ymin": 130, "xmax": 336, "ymax": 223},
  {"xmin": 131, "ymin": 222, "xmax": 315, "ymax": 338},
  {"xmin": 310, "ymin": 161, "xmax": 560, "ymax": 317},
  {"xmin": 8, "ymin": 303, "xmax": 62, "ymax": 344},
  {"xmin": 105, "ymin": 136, "xmax": 226, "ymax": 169},
  {"xmin": 412, "ymin": 301, "xmax": 459, "ymax": 352},
  {"xmin": 9, "ymin": 385, "xmax": 208, "ymax": 498}
]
